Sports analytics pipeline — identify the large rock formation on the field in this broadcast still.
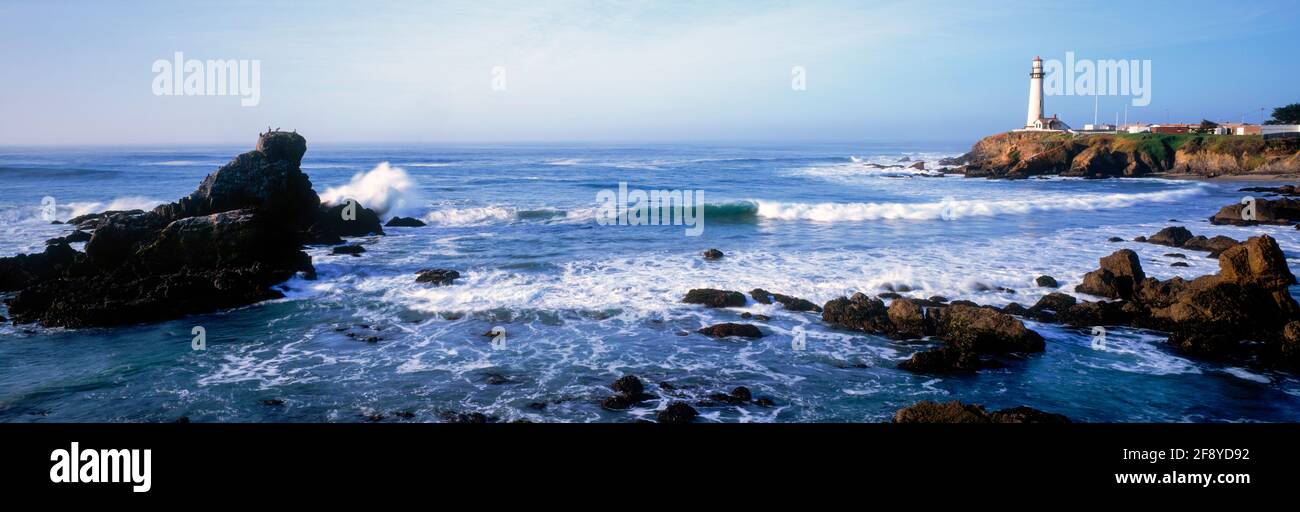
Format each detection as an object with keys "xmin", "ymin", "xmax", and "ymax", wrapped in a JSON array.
[
  {"xmin": 822, "ymin": 294, "xmax": 1045, "ymax": 373},
  {"xmin": 955, "ymin": 132, "xmax": 1300, "ymax": 179},
  {"xmin": 0, "ymin": 131, "xmax": 385, "ymax": 328},
  {"xmin": 1039, "ymin": 237, "xmax": 1300, "ymax": 368}
]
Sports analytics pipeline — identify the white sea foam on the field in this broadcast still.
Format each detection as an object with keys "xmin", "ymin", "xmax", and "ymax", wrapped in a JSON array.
[
  {"xmin": 320, "ymin": 162, "xmax": 419, "ymax": 217},
  {"xmin": 753, "ymin": 186, "xmax": 1207, "ymax": 222}
]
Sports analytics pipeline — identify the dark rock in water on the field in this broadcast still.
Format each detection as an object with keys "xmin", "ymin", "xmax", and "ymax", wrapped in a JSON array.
[
  {"xmin": 1210, "ymin": 197, "xmax": 1300, "ymax": 226},
  {"xmin": 415, "ymin": 268, "xmax": 460, "ymax": 286},
  {"xmin": 740, "ymin": 312, "xmax": 752, "ymax": 319},
  {"xmin": 887, "ymin": 298, "xmax": 929, "ymax": 339},
  {"xmin": 1132, "ymin": 236, "xmax": 1147, "ymax": 242},
  {"xmin": 697, "ymin": 323, "xmax": 763, "ymax": 339},
  {"xmin": 930, "ymin": 304, "xmax": 1045, "ymax": 353},
  {"xmin": 1164, "ymin": 253, "xmax": 1187, "ymax": 259},
  {"xmin": 702, "ymin": 248, "xmax": 724, "ymax": 260},
  {"xmin": 898, "ymin": 346, "xmax": 987, "ymax": 373},
  {"xmin": 1034, "ymin": 289, "xmax": 1076, "ymax": 314},
  {"xmin": 1147, "ymin": 226, "xmax": 1193, "ymax": 247},
  {"xmin": 683, "ymin": 288, "xmax": 746, "ymax": 308},
  {"xmin": 440, "ymin": 411, "xmax": 491, "ymax": 424},
  {"xmin": 1171, "ymin": 261, "xmax": 1189, "ymax": 267},
  {"xmin": 0, "ymin": 242, "xmax": 79, "ymax": 292},
  {"xmin": 657, "ymin": 402, "xmax": 698, "ymax": 423},
  {"xmin": 611, "ymin": 375, "xmax": 645, "ymax": 396},
  {"xmin": 1076, "ymin": 249, "xmax": 1145, "ymax": 300},
  {"xmin": 1035, "ymin": 275, "xmax": 1059, "ymax": 288},
  {"xmin": 908, "ymin": 161, "xmax": 926, "ymax": 170},
  {"xmin": 753, "ymin": 397, "xmax": 776, "ymax": 407},
  {"xmin": 174, "ymin": 416, "xmax": 190, "ymax": 423},
  {"xmin": 260, "ymin": 399, "xmax": 284, "ymax": 406},
  {"xmin": 482, "ymin": 373, "xmax": 512, "ymax": 385},
  {"xmin": 928, "ymin": 295, "xmax": 948, "ymax": 303},
  {"xmin": 749, "ymin": 288, "xmax": 822, "ymax": 312},
  {"xmin": 1107, "ymin": 237, "xmax": 1124, "ymax": 242},
  {"xmin": 893, "ymin": 400, "xmax": 1070, "ymax": 423},
  {"xmin": 50, "ymin": 220, "xmax": 64, "ymax": 225},
  {"xmin": 877, "ymin": 292, "xmax": 902, "ymax": 300},
  {"xmin": 332, "ymin": 244, "xmax": 366, "ymax": 256},
  {"xmin": 385, "ymin": 216, "xmax": 426, "ymax": 227},
  {"xmin": 308, "ymin": 201, "xmax": 384, "ymax": 244},
  {"xmin": 1183, "ymin": 235, "xmax": 1240, "ymax": 258},
  {"xmin": 822, "ymin": 293, "xmax": 893, "ymax": 334},
  {"xmin": 707, "ymin": 386, "xmax": 753, "ymax": 405},
  {"xmin": 392, "ymin": 411, "xmax": 415, "ymax": 419},
  {"xmin": 0, "ymin": 131, "xmax": 396, "ymax": 328},
  {"xmin": 602, "ymin": 375, "xmax": 656, "ymax": 410}
]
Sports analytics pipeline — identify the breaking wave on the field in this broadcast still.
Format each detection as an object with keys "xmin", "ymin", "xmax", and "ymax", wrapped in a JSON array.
[
  {"xmin": 753, "ymin": 186, "xmax": 1207, "ymax": 222},
  {"xmin": 320, "ymin": 162, "xmax": 419, "ymax": 217}
]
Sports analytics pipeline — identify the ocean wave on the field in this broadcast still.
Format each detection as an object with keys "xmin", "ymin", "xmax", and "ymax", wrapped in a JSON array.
[
  {"xmin": 320, "ymin": 162, "xmax": 419, "ymax": 217},
  {"xmin": 753, "ymin": 186, "xmax": 1207, "ymax": 222}
]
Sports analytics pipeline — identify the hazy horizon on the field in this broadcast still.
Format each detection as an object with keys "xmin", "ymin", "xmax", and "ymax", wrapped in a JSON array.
[{"xmin": 2, "ymin": 0, "xmax": 1297, "ymax": 145}]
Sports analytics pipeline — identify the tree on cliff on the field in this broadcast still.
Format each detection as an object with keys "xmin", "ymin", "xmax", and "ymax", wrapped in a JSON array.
[{"xmin": 1266, "ymin": 103, "xmax": 1300, "ymax": 125}]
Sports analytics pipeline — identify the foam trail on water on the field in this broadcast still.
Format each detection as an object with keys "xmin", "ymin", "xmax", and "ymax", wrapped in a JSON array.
[{"xmin": 320, "ymin": 162, "xmax": 418, "ymax": 217}]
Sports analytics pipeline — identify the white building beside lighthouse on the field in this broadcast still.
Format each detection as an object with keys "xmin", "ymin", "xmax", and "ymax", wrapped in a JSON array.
[{"xmin": 1019, "ymin": 56, "xmax": 1070, "ymax": 132}]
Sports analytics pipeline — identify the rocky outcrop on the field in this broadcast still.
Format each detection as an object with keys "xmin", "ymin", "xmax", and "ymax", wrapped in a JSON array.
[
  {"xmin": 415, "ymin": 269, "xmax": 460, "ymax": 286},
  {"xmin": 955, "ymin": 132, "xmax": 1300, "ymax": 179},
  {"xmin": 0, "ymin": 131, "xmax": 387, "ymax": 328},
  {"xmin": 601, "ymin": 375, "xmax": 656, "ymax": 410},
  {"xmin": 892, "ymin": 400, "xmax": 1070, "ymax": 423},
  {"xmin": 822, "ymin": 294, "xmax": 1044, "ymax": 373},
  {"xmin": 697, "ymin": 323, "xmax": 763, "ymax": 339},
  {"xmin": 749, "ymin": 288, "xmax": 822, "ymax": 312},
  {"xmin": 682, "ymin": 289, "xmax": 746, "ymax": 308},
  {"xmin": 657, "ymin": 402, "xmax": 698, "ymax": 423},
  {"xmin": 702, "ymin": 248, "xmax": 724, "ymax": 260},
  {"xmin": 1039, "ymin": 238, "xmax": 1300, "ymax": 368},
  {"xmin": 1139, "ymin": 226, "xmax": 1239, "ymax": 257},
  {"xmin": 385, "ymin": 216, "xmax": 426, "ymax": 227},
  {"xmin": 1209, "ymin": 197, "xmax": 1300, "ymax": 226},
  {"xmin": 1075, "ymin": 249, "xmax": 1145, "ymax": 300}
]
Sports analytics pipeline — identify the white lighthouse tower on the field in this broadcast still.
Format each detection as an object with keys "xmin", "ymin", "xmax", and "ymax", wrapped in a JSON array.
[
  {"xmin": 1020, "ymin": 56, "xmax": 1069, "ymax": 131},
  {"xmin": 1026, "ymin": 56, "xmax": 1044, "ymax": 127}
]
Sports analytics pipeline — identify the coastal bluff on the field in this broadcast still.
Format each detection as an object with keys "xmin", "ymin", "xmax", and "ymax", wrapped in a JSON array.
[
  {"xmin": 946, "ymin": 131, "xmax": 1300, "ymax": 179},
  {"xmin": 0, "ymin": 131, "xmax": 384, "ymax": 328}
]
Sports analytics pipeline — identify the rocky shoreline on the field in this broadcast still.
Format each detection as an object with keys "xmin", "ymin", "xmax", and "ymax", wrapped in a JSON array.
[{"xmin": 944, "ymin": 131, "xmax": 1300, "ymax": 180}]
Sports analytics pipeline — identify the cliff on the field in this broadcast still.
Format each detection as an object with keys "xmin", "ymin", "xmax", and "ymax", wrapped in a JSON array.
[{"xmin": 953, "ymin": 131, "xmax": 1300, "ymax": 179}]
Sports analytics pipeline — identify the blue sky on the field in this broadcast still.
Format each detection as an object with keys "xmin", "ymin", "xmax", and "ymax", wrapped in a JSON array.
[{"xmin": 1, "ymin": 0, "xmax": 1297, "ymax": 145}]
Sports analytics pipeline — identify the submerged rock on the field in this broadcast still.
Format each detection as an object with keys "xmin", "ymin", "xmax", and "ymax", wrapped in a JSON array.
[
  {"xmin": 1035, "ymin": 275, "xmax": 1059, "ymax": 288},
  {"xmin": 332, "ymin": 244, "xmax": 366, "ymax": 256},
  {"xmin": 702, "ymin": 248, "xmax": 724, "ymax": 260}
]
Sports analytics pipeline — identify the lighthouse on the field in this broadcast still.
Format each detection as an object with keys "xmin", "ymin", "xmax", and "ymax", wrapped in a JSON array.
[
  {"xmin": 1026, "ymin": 56, "xmax": 1044, "ymax": 127},
  {"xmin": 1019, "ymin": 56, "xmax": 1070, "ymax": 131}
]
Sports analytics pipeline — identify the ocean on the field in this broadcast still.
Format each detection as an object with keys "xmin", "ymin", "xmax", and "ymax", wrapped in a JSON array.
[{"xmin": 2, "ymin": 141, "xmax": 1299, "ymax": 422}]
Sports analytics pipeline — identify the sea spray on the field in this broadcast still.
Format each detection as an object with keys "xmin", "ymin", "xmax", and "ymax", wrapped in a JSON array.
[{"xmin": 320, "ymin": 162, "xmax": 418, "ymax": 217}]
